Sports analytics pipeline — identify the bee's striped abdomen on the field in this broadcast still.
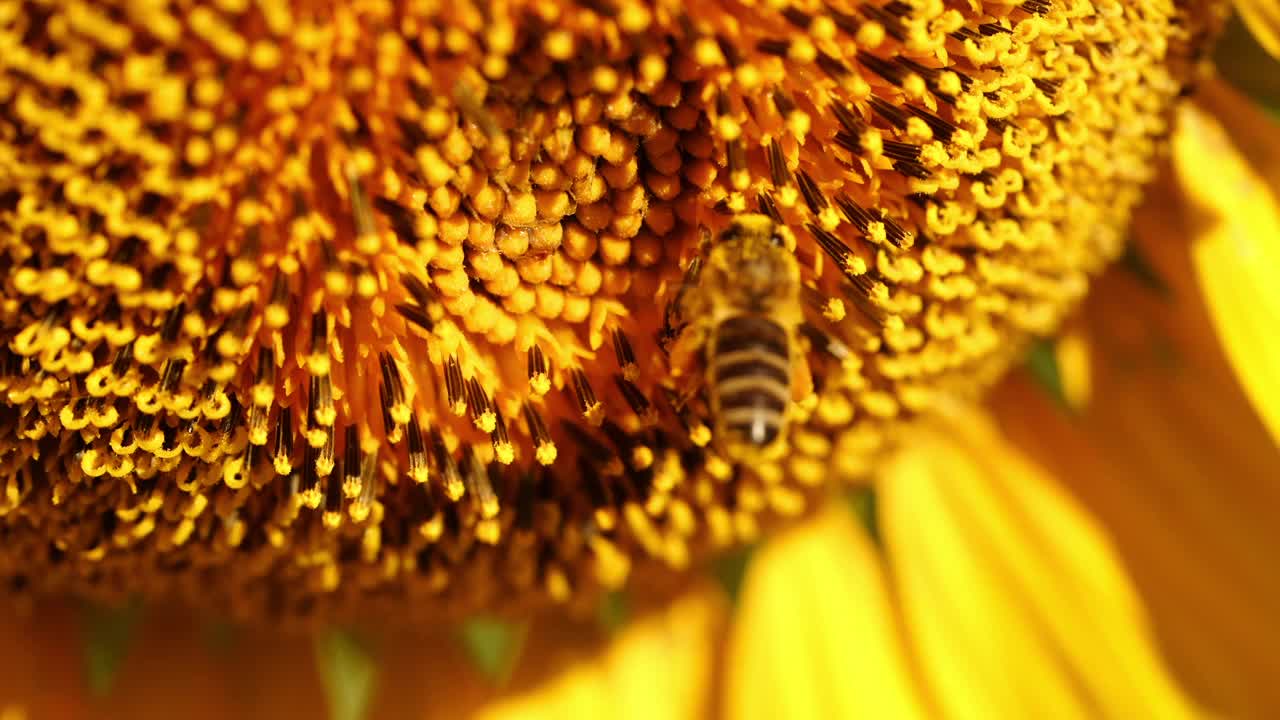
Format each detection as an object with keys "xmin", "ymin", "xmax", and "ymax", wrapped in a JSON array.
[{"xmin": 708, "ymin": 315, "xmax": 791, "ymax": 453}]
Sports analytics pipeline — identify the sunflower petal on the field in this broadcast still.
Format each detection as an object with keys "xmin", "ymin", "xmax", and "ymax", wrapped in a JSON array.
[
  {"xmin": 880, "ymin": 404, "xmax": 1203, "ymax": 720},
  {"xmin": 724, "ymin": 508, "xmax": 929, "ymax": 720},
  {"xmin": 474, "ymin": 588, "xmax": 722, "ymax": 720},
  {"xmin": 1172, "ymin": 101, "xmax": 1280, "ymax": 445},
  {"xmin": 1234, "ymin": 0, "xmax": 1280, "ymax": 62},
  {"xmin": 989, "ymin": 162, "xmax": 1280, "ymax": 716}
]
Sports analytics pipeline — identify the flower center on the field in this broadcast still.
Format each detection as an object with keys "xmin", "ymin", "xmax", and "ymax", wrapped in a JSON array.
[{"xmin": 0, "ymin": 0, "xmax": 1214, "ymax": 620}]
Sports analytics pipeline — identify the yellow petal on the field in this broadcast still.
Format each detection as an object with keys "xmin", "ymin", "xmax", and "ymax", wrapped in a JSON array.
[
  {"xmin": 989, "ymin": 161, "xmax": 1280, "ymax": 717},
  {"xmin": 475, "ymin": 588, "xmax": 723, "ymax": 720},
  {"xmin": 1234, "ymin": 0, "xmax": 1280, "ymax": 62},
  {"xmin": 724, "ymin": 508, "xmax": 930, "ymax": 720},
  {"xmin": 1172, "ymin": 99, "xmax": 1280, "ymax": 445},
  {"xmin": 881, "ymin": 403, "xmax": 1204, "ymax": 720}
]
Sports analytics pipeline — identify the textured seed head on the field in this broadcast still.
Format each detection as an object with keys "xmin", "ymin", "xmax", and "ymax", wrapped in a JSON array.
[{"xmin": 0, "ymin": 0, "xmax": 1222, "ymax": 623}]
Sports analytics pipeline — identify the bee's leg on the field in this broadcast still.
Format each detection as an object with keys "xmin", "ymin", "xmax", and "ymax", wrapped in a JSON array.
[
  {"xmin": 666, "ymin": 321, "xmax": 707, "ymax": 386},
  {"xmin": 789, "ymin": 348, "xmax": 818, "ymax": 420},
  {"xmin": 659, "ymin": 257, "xmax": 703, "ymax": 346}
]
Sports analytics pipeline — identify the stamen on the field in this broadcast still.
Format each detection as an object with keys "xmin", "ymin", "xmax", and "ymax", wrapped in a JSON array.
[
  {"xmin": 343, "ymin": 425, "xmax": 362, "ymax": 498},
  {"xmin": 466, "ymin": 377, "xmax": 497, "ymax": 433},
  {"xmin": 831, "ymin": 102, "xmax": 865, "ymax": 135},
  {"xmin": 430, "ymin": 429, "xmax": 465, "ymax": 501},
  {"xmin": 522, "ymin": 402, "xmax": 558, "ymax": 465},
  {"xmin": 527, "ymin": 344, "xmax": 551, "ymax": 398},
  {"xmin": 375, "ymin": 197, "xmax": 419, "ymax": 244},
  {"xmin": 561, "ymin": 421, "xmax": 625, "ymax": 477},
  {"xmin": 159, "ymin": 358, "xmax": 186, "ymax": 395},
  {"xmin": 324, "ymin": 458, "xmax": 344, "ymax": 528},
  {"xmin": 397, "ymin": 303, "xmax": 436, "ymax": 333},
  {"xmin": 795, "ymin": 170, "xmax": 829, "ymax": 214},
  {"xmin": 110, "ymin": 341, "xmax": 134, "ymax": 377},
  {"xmin": 253, "ymin": 348, "xmax": 276, "ymax": 407},
  {"xmin": 615, "ymin": 376, "xmax": 658, "ymax": 425},
  {"xmin": 308, "ymin": 374, "xmax": 335, "ymax": 430},
  {"xmin": 445, "ymin": 355, "xmax": 467, "ymax": 416},
  {"xmin": 378, "ymin": 352, "xmax": 411, "ymax": 426},
  {"xmin": 317, "ymin": 426, "xmax": 336, "ymax": 477},
  {"xmin": 307, "ymin": 310, "xmax": 330, "ymax": 376},
  {"xmin": 300, "ymin": 444, "xmax": 323, "ymax": 509},
  {"xmin": 842, "ymin": 277, "xmax": 891, "ymax": 324},
  {"xmin": 867, "ymin": 96, "xmax": 908, "ymax": 130},
  {"xmin": 411, "ymin": 477, "xmax": 441, "ymax": 541},
  {"xmin": 767, "ymin": 139, "xmax": 793, "ymax": 189},
  {"xmin": 859, "ymin": 2, "xmax": 907, "ymax": 40},
  {"xmin": 579, "ymin": 457, "xmax": 617, "ymax": 531},
  {"xmin": 350, "ymin": 455, "xmax": 379, "ymax": 522},
  {"xmin": 407, "ymin": 416, "xmax": 430, "ymax": 484},
  {"xmin": 611, "ymin": 329, "xmax": 639, "ymax": 382},
  {"xmin": 905, "ymin": 105, "xmax": 957, "ymax": 143},
  {"xmin": 491, "ymin": 405, "xmax": 515, "ymax": 464},
  {"xmin": 159, "ymin": 302, "xmax": 185, "ymax": 344},
  {"xmin": 834, "ymin": 131, "xmax": 864, "ymax": 156},
  {"xmin": 273, "ymin": 407, "xmax": 294, "ymax": 476},
  {"xmin": 567, "ymin": 368, "xmax": 604, "ymax": 425},
  {"xmin": 815, "ymin": 51, "xmax": 852, "ymax": 80},
  {"xmin": 601, "ymin": 419, "xmax": 655, "ymax": 475},
  {"xmin": 825, "ymin": 4, "xmax": 861, "ymax": 34},
  {"xmin": 348, "ymin": 168, "xmax": 378, "ymax": 241},
  {"xmin": 808, "ymin": 223, "xmax": 866, "ymax": 280},
  {"xmin": 857, "ymin": 51, "xmax": 905, "ymax": 86},
  {"xmin": 379, "ymin": 383, "xmax": 400, "ymax": 444},
  {"xmin": 461, "ymin": 448, "xmax": 500, "ymax": 520},
  {"xmin": 756, "ymin": 191, "xmax": 783, "ymax": 224}
]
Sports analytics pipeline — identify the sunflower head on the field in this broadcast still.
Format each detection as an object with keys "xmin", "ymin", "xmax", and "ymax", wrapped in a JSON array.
[{"xmin": 0, "ymin": 0, "xmax": 1222, "ymax": 622}]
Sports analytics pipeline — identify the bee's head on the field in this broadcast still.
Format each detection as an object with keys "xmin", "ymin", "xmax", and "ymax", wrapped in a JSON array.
[
  {"xmin": 705, "ymin": 215, "xmax": 799, "ymax": 309},
  {"xmin": 717, "ymin": 214, "xmax": 794, "ymax": 252}
]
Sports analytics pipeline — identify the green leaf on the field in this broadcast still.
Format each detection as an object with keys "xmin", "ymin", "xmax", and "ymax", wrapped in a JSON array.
[
  {"xmin": 710, "ymin": 545, "xmax": 754, "ymax": 605},
  {"xmin": 315, "ymin": 629, "xmax": 378, "ymax": 720},
  {"xmin": 81, "ymin": 598, "xmax": 143, "ymax": 696},
  {"xmin": 1025, "ymin": 338, "xmax": 1069, "ymax": 411},
  {"xmin": 847, "ymin": 487, "xmax": 881, "ymax": 547},
  {"xmin": 596, "ymin": 590, "xmax": 630, "ymax": 634},
  {"xmin": 459, "ymin": 616, "xmax": 526, "ymax": 685},
  {"xmin": 1120, "ymin": 242, "xmax": 1171, "ymax": 298}
]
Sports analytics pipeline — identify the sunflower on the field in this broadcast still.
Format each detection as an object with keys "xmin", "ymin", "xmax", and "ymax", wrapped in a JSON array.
[{"xmin": 0, "ymin": 0, "xmax": 1278, "ymax": 717}]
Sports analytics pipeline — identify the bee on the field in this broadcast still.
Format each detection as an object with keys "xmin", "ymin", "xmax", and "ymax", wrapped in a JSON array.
[{"xmin": 666, "ymin": 214, "xmax": 808, "ymax": 462}]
